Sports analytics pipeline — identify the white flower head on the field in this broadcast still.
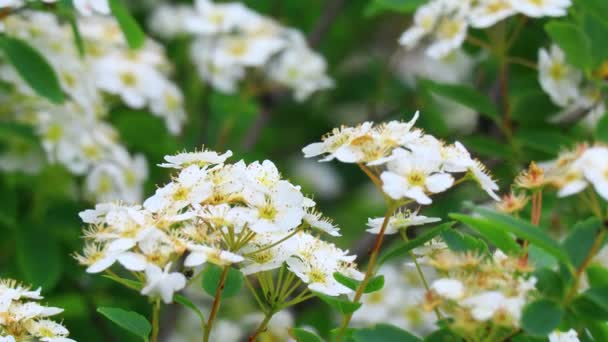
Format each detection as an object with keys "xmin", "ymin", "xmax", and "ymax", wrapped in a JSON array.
[
  {"xmin": 141, "ymin": 263, "xmax": 187, "ymax": 303},
  {"xmin": 538, "ymin": 45, "xmax": 582, "ymax": 107},
  {"xmin": 431, "ymin": 278, "xmax": 464, "ymax": 300},
  {"xmin": 366, "ymin": 210, "xmax": 441, "ymax": 235},
  {"xmin": 511, "ymin": 0, "xmax": 572, "ymax": 17}
]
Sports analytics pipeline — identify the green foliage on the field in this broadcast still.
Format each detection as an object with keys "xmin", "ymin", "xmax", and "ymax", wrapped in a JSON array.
[
  {"xmin": 97, "ymin": 307, "xmax": 152, "ymax": 342},
  {"xmin": 315, "ymin": 292, "xmax": 362, "ymax": 314},
  {"xmin": 472, "ymin": 207, "xmax": 571, "ymax": 265},
  {"xmin": 201, "ymin": 265, "xmax": 243, "ymax": 299},
  {"xmin": 545, "ymin": 21, "xmax": 592, "ymax": 69},
  {"xmin": 16, "ymin": 224, "xmax": 62, "ymax": 290},
  {"xmin": 380, "ymin": 222, "xmax": 455, "ymax": 264},
  {"xmin": 420, "ymin": 79, "xmax": 499, "ymax": 122},
  {"xmin": 352, "ymin": 324, "xmax": 422, "ymax": 341},
  {"xmin": 364, "ymin": 0, "xmax": 425, "ymax": 17},
  {"xmin": 562, "ymin": 218, "xmax": 602, "ymax": 268},
  {"xmin": 450, "ymin": 213, "xmax": 521, "ymax": 254},
  {"xmin": 333, "ymin": 273, "xmax": 384, "ymax": 294},
  {"xmin": 0, "ymin": 36, "xmax": 64, "ymax": 103},
  {"xmin": 289, "ymin": 327, "xmax": 323, "ymax": 342},
  {"xmin": 109, "ymin": 0, "xmax": 146, "ymax": 49},
  {"xmin": 521, "ymin": 299, "xmax": 564, "ymax": 336}
]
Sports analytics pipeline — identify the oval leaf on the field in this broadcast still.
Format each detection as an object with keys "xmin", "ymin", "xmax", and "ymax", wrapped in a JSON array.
[
  {"xmin": 97, "ymin": 307, "xmax": 151, "ymax": 342},
  {"xmin": 201, "ymin": 264, "xmax": 243, "ymax": 298},
  {"xmin": 0, "ymin": 36, "xmax": 64, "ymax": 103},
  {"xmin": 521, "ymin": 299, "xmax": 564, "ymax": 336},
  {"xmin": 109, "ymin": 0, "xmax": 145, "ymax": 50},
  {"xmin": 450, "ymin": 213, "xmax": 521, "ymax": 255},
  {"xmin": 289, "ymin": 327, "xmax": 323, "ymax": 342},
  {"xmin": 352, "ymin": 324, "xmax": 422, "ymax": 341},
  {"xmin": 380, "ymin": 222, "xmax": 455, "ymax": 265}
]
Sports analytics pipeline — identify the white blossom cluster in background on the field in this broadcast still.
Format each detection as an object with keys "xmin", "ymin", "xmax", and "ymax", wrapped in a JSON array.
[
  {"xmin": 0, "ymin": 12, "xmax": 186, "ymax": 203},
  {"xmin": 539, "ymin": 143, "xmax": 608, "ymax": 200},
  {"xmin": 538, "ymin": 45, "xmax": 606, "ymax": 128},
  {"xmin": 351, "ymin": 263, "xmax": 437, "ymax": 337},
  {"xmin": 302, "ymin": 112, "xmax": 500, "ymax": 205},
  {"xmin": 0, "ymin": 0, "xmax": 109, "ymax": 17},
  {"xmin": 424, "ymin": 248, "xmax": 537, "ymax": 337},
  {"xmin": 400, "ymin": 0, "xmax": 572, "ymax": 59},
  {"xmin": 76, "ymin": 148, "xmax": 363, "ymax": 303},
  {"xmin": 149, "ymin": 0, "xmax": 333, "ymax": 101},
  {"xmin": 0, "ymin": 279, "xmax": 74, "ymax": 342}
]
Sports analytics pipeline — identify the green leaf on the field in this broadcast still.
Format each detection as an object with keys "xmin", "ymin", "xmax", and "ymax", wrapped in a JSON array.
[
  {"xmin": 521, "ymin": 299, "xmax": 564, "ymax": 336},
  {"xmin": 109, "ymin": 0, "xmax": 145, "ymax": 50},
  {"xmin": 315, "ymin": 292, "xmax": 361, "ymax": 314},
  {"xmin": 16, "ymin": 225, "xmax": 62, "ymax": 290},
  {"xmin": 201, "ymin": 265, "xmax": 243, "ymax": 299},
  {"xmin": 582, "ymin": 287, "xmax": 608, "ymax": 312},
  {"xmin": 289, "ymin": 328, "xmax": 323, "ymax": 342},
  {"xmin": 97, "ymin": 307, "xmax": 151, "ymax": 342},
  {"xmin": 545, "ymin": 21, "xmax": 592, "ymax": 69},
  {"xmin": 380, "ymin": 222, "xmax": 455, "ymax": 265},
  {"xmin": 450, "ymin": 213, "xmax": 521, "ymax": 255},
  {"xmin": 424, "ymin": 328, "xmax": 461, "ymax": 342},
  {"xmin": 0, "ymin": 36, "xmax": 64, "ymax": 103},
  {"xmin": 562, "ymin": 218, "xmax": 602, "ymax": 268},
  {"xmin": 595, "ymin": 114, "xmax": 608, "ymax": 143},
  {"xmin": 352, "ymin": 324, "xmax": 422, "ymax": 341},
  {"xmin": 587, "ymin": 265, "xmax": 608, "ymax": 288},
  {"xmin": 333, "ymin": 273, "xmax": 385, "ymax": 294},
  {"xmin": 441, "ymin": 229, "xmax": 489, "ymax": 254},
  {"xmin": 582, "ymin": 12, "xmax": 608, "ymax": 67},
  {"xmin": 102, "ymin": 274, "xmax": 142, "ymax": 291},
  {"xmin": 174, "ymin": 294, "xmax": 205, "ymax": 322},
  {"xmin": 515, "ymin": 128, "xmax": 575, "ymax": 155},
  {"xmin": 528, "ymin": 244, "xmax": 558, "ymax": 270},
  {"xmin": 365, "ymin": 275, "xmax": 385, "ymax": 294},
  {"xmin": 534, "ymin": 268, "xmax": 565, "ymax": 300},
  {"xmin": 473, "ymin": 207, "xmax": 571, "ymax": 265},
  {"xmin": 364, "ymin": 0, "xmax": 426, "ymax": 17},
  {"xmin": 578, "ymin": 0, "xmax": 608, "ymax": 25},
  {"xmin": 421, "ymin": 79, "xmax": 499, "ymax": 122},
  {"xmin": 460, "ymin": 136, "xmax": 512, "ymax": 160}
]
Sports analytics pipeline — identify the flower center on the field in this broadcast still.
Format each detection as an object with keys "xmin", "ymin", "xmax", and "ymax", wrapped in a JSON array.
[{"xmin": 407, "ymin": 171, "xmax": 426, "ymax": 186}]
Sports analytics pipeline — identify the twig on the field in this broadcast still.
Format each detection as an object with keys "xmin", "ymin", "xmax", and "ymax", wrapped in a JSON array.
[
  {"xmin": 307, "ymin": 0, "xmax": 347, "ymax": 48},
  {"xmin": 203, "ymin": 266, "xmax": 230, "ymax": 342}
]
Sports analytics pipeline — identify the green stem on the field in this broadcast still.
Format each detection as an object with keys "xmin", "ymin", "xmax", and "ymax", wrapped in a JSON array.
[
  {"xmin": 151, "ymin": 299, "xmax": 160, "ymax": 342},
  {"xmin": 400, "ymin": 229, "xmax": 442, "ymax": 320},
  {"xmin": 248, "ymin": 311, "xmax": 274, "ymax": 342},
  {"xmin": 564, "ymin": 228, "xmax": 607, "ymax": 304},
  {"xmin": 203, "ymin": 266, "xmax": 230, "ymax": 342},
  {"xmin": 335, "ymin": 203, "xmax": 398, "ymax": 341}
]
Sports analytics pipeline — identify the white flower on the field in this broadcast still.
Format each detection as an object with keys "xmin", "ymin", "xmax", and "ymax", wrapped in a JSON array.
[
  {"xmin": 185, "ymin": 0, "xmax": 251, "ymax": 35},
  {"xmin": 213, "ymin": 35, "xmax": 284, "ymax": 68},
  {"xmin": 426, "ymin": 14, "xmax": 468, "ymax": 59},
  {"xmin": 267, "ymin": 41, "xmax": 334, "ymax": 101},
  {"xmin": 381, "ymin": 148, "xmax": 454, "ymax": 204},
  {"xmin": 191, "ymin": 38, "xmax": 245, "ymax": 93},
  {"xmin": 184, "ymin": 244, "xmax": 244, "ymax": 267},
  {"xmin": 549, "ymin": 329, "xmax": 580, "ymax": 342},
  {"xmin": 398, "ymin": 1, "xmax": 442, "ymax": 49},
  {"xmin": 159, "ymin": 149, "xmax": 233, "ymax": 169},
  {"xmin": 468, "ymin": 0, "xmax": 515, "ymax": 28},
  {"xmin": 240, "ymin": 231, "xmax": 299, "ymax": 275},
  {"xmin": 577, "ymin": 146, "xmax": 608, "ymax": 200},
  {"xmin": 538, "ymin": 45, "xmax": 582, "ymax": 107},
  {"xmin": 303, "ymin": 210, "xmax": 341, "ymax": 236},
  {"xmin": 141, "ymin": 263, "xmax": 187, "ymax": 303},
  {"xmin": 143, "ymin": 165, "xmax": 213, "ymax": 213},
  {"xmin": 95, "ymin": 54, "xmax": 164, "ymax": 108},
  {"xmin": 242, "ymin": 180, "xmax": 306, "ymax": 233},
  {"xmin": 73, "ymin": 0, "xmax": 110, "ymax": 16},
  {"xmin": 366, "ymin": 210, "xmax": 441, "ymax": 235},
  {"xmin": 431, "ymin": 278, "xmax": 464, "ymax": 300},
  {"xmin": 461, "ymin": 291, "xmax": 505, "ymax": 321},
  {"xmin": 510, "ymin": 0, "xmax": 571, "ymax": 17}
]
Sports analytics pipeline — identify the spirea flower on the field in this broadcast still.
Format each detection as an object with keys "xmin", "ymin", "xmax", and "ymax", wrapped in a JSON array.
[
  {"xmin": 0, "ymin": 279, "xmax": 75, "ymax": 342},
  {"xmin": 77, "ymin": 148, "xmax": 361, "ymax": 299},
  {"xmin": 540, "ymin": 143, "xmax": 608, "ymax": 200},
  {"xmin": 399, "ymin": 0, "xmax": 572, "ymax": 59},
  {"xmin": 303, "ymin": 112, "xmax": 499, "ymax": 204},
  {"xmin": 423, "ymin": 247, "xmax": 536, "ymax": 340},
  {"xmin": 149, "ymin": 1, "xmax": 333, "ymax": 102},
  {"xmin": 0, "ymin": 12, "xmax": 186, "ymax": 202}
]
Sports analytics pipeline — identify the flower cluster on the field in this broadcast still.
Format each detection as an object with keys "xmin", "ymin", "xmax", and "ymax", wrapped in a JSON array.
[
  {"xmin": 76, "ymin": 148, "xmax": 362, "ymax": 302},
  {"xmin": 0, "ymin": 279, "xmax": 74, "ymax": 342},
  {"xmin": 302, "ymin": 112, "xmax": 499, "ymax": 204},
  {"xmin": 0, "ymin": 1, "xmax": 109, "ymax": 16},
  {"xmin": 0, "ymin": 12, "xmax": 186, "ymax": 202},
  {"xmin": 424, "ymin": 249, "xmax": 536, "ymax": 339},
  {"xmin": 535, "ymin": 143, "xmax": 608, "ymax": 200},
  {"xmin": 400, "ymin": 0, "xmax": 572, "ymax": 59},
  {"xmin": 538, "ymin": 45, "xmax": 606, "ymax": 128},
  {"xmin": 351, "ymin": 263, "xmax": 437, "ymax": 336},
  {"xmin": 149, "ymin": 0, "xmax": 333, "ymax": 101}
]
